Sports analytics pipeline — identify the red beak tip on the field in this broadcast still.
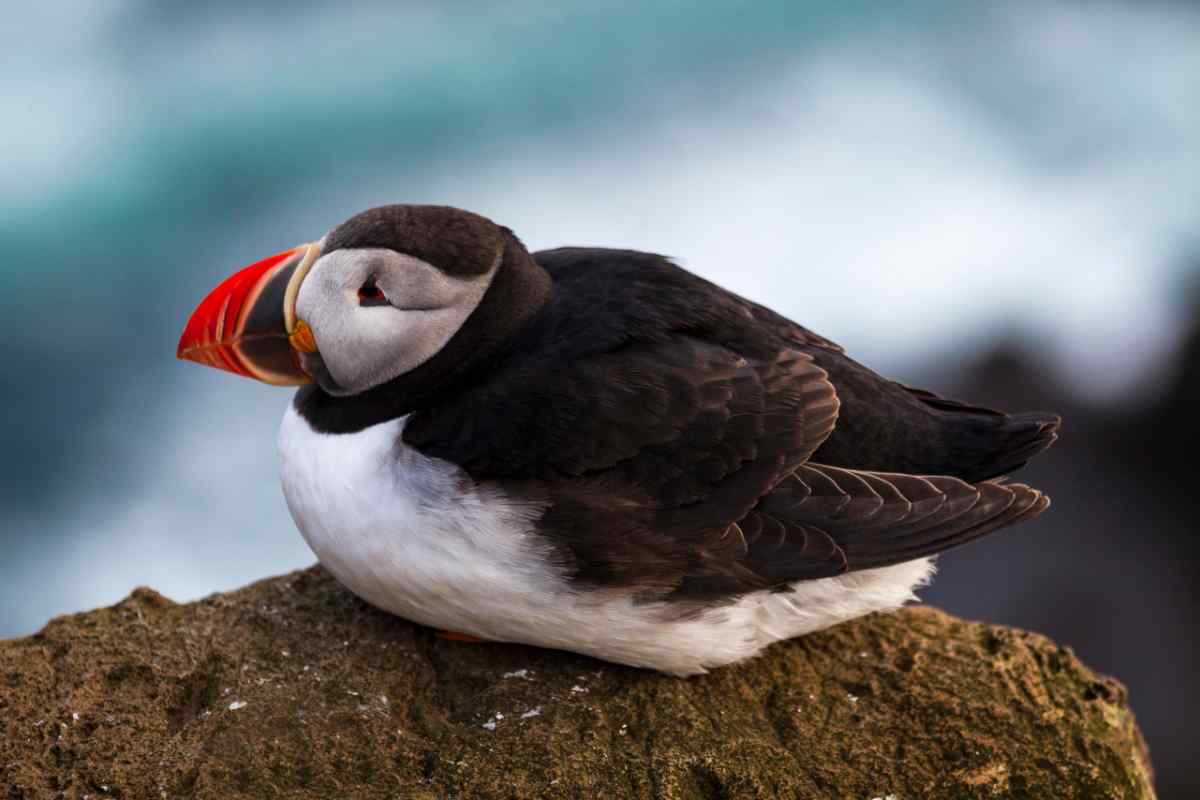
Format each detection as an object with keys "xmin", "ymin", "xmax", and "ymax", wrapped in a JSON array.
[{"xmin": 177, "ymin": 246, "xmax": 312, "ymax": 384}]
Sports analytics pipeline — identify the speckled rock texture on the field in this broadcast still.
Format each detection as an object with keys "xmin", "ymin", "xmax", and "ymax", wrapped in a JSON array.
[{"xmin": 1, "ymin": 566, "xmax": 1154, "ymax": 799}]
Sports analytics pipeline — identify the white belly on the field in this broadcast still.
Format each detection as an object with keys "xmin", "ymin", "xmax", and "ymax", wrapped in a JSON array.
[{"xmin": 277, "ymin": 402, "xmax": 935, "ymax": 675}]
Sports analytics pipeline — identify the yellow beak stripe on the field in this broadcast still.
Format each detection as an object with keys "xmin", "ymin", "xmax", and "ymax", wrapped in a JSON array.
[{"xmin": 289, "ymin": 319, "xmax": 318, "ymax": 354}]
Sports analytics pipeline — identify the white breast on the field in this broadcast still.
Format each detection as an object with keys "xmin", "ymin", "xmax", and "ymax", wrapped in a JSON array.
[{"xmin": 277, "ymin": 403, "xmax": 935, "ymax": 675}]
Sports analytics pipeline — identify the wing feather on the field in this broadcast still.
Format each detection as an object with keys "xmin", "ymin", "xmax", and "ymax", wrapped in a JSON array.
[
  {"xmin": 735, "ymin": 464, "xmax": 1050, "ymax": 584},
  {"xmin": 399, "ymin": 246, "xmax": 1053, "ymax": 601}
]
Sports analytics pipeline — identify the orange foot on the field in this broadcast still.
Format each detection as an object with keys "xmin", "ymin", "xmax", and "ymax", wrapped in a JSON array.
[{"xmin": 436, "ymin": 630, "xmax": 488, "ymax": 643}]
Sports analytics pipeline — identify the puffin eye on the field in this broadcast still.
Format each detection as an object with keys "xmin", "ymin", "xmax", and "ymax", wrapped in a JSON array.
[{"xmin": 357, "ymin": 278, "xmax": 389, "ymax": 307}]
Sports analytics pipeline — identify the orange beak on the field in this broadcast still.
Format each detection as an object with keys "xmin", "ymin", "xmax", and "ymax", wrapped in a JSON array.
[{"xmin": 177, "ymin": 242, "xmax": 321, "ymax": 385}]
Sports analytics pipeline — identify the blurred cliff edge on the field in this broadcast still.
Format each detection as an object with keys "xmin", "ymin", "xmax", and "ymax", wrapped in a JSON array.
[{"xmin": 0, "ymin": 567, "xmax": 1154, "ymax": 799}]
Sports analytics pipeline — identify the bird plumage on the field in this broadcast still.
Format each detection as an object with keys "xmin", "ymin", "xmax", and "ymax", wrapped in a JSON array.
[
  {"xmin": 320, "ymin": 245, "xmax": 1058, "ymax": 603},
  {"xmin": 188, "ymin": 204, "xmax": 1061, "ymax": 674}
]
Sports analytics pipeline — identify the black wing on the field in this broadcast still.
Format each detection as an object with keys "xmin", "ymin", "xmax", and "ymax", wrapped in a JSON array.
[
  {"xmin": 404, "ymin": 331, "xmax": 843, "ymax": 599},
  {"xmin": 402, "ymin": 247, "xmax": 1054, "ymax": 601}
]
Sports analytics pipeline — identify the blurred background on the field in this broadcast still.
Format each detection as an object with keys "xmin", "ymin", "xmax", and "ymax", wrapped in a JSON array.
[{"xmin": 2, "ymin": 0, "xmax": 1197, "ymax": 794}]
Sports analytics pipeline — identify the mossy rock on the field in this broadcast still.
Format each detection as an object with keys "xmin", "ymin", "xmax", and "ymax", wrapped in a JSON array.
[{"xmin": 0, "ymin": 566, "xmax": 1154, "ymax": 799}]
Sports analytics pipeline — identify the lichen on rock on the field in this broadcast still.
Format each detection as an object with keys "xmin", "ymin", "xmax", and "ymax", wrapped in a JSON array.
[{"xmin": 0, "ymin": 566, "xmax": 1154, "ymax": 799}]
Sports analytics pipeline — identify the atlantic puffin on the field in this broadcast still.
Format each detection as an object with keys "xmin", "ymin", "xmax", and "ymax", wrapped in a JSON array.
[{"xmin": 177, "ymin": 204, "xmax": 1060, "ymax": 675}]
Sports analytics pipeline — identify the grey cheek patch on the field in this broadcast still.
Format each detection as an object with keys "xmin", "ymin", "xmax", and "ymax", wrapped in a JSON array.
[{"xmin": 297, "ymin": 249, "xmax": 498, "ymax": 396}]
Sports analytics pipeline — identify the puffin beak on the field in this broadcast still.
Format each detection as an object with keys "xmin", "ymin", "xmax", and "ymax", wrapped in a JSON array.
[{"xmin": 177, "ymin": 241, "xmax": 322, "ymax": 385}]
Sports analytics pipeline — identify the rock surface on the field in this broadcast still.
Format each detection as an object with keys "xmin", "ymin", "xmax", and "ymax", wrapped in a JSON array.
[{"xmin": 1, "ymin": 566, "xmax": 1154, "ymax": 799}]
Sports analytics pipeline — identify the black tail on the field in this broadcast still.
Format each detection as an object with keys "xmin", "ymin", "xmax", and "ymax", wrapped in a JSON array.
[
  {"xmin": 896, "ymin": 385, "xmax": 1061, "ymax": 480},
  {"xmin": 968, "ymin": 411, "xmax": 1060, "ymax": 481},
  {"xmin": 804, "ymin": 347, "xmax": 1062, "ymax": 483}
]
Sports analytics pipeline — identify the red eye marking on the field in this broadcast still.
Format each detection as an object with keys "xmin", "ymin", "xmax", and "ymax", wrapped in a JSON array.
[{"xmin": 358, "ymin": 279, "xmax": 388, "ymax": 306}]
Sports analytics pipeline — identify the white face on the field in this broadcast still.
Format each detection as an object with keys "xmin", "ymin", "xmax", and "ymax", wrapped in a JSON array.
[{"xmin": 295, "ymin": 247, "xmax": 498, "ymax": 395}]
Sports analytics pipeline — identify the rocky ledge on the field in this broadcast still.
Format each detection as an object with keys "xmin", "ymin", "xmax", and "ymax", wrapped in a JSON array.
[{"xmin": 1, "ymin": 566, "xmax": 1153, "ymax": 799}]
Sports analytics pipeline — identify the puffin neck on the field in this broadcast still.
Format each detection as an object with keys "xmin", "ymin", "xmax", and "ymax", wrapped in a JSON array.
[{"xmin": 294, "ymin": 235, "xmax": 552, "ymax": 434}]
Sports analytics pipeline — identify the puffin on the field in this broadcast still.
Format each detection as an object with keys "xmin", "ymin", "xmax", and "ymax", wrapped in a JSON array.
[{"xmin": 177, "ymin": 204, "xmax": 1060, "ymax": 676}]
